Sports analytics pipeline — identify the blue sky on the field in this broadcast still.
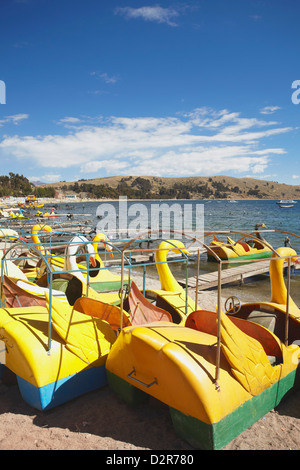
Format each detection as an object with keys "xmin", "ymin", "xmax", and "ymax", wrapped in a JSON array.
[{"xmin": 0, "ymin": 0, "xmax": 300, "ymax": 185}]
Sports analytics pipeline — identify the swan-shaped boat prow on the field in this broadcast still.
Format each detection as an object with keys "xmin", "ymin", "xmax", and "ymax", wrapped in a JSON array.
[
  {"xmin": 269, "ymin": 246, "xmax": 299, "ymax": 314},
  {"xmin": 144, "ymin": 239, "xmax": 198, "ymax": 323},
  {"xmin": 154, "ymin": 240, "xmax": 190, "ymax": 292},
  {"xmin": 31, "ymin": 224, "xmax": 52, "ymax": 255},
  {"xmin": 63, "ymin": 235, "xmax": 96, "ymax": 283},
  {"xmin": 61, "ymin": 235, "xmax": 122, "ymax": 305}
]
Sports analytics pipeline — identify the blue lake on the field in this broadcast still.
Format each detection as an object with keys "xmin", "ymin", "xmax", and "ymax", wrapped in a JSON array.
[{"xmin": 54, "ymin": 198, "xmax": 300, "ymax": 305}]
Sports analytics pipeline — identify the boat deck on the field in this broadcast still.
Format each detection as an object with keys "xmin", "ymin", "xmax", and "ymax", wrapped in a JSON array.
[{"xmin": 178, "ymin": 259, "xmax": 297, "ymax": 291}]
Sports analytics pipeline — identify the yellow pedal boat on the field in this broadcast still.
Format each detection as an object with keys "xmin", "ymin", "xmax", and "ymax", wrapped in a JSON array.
[
  {"xmin": 0, "ymin": 294, "xmax": 117, "ymax": 410},
  {"xmin": 106, "ymin": 247, "xmax": 300, "ymax": 450},
  {"xmin": 208, "ymin": 224, "xmax": 273, "ymax": 261},
  {"xmin": 0, "ymin": 280, "xmax": 182, "ymax": 410}
]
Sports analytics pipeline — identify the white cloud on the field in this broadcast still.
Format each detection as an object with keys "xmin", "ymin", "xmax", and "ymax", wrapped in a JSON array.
[
  {"xmin": 292, "ymin": 174, "xmax": 299, "ymax": 179},
  {"xmin": 29, "ymin": 174, "xmax": 61, "ymax": 183},
  {"xmin": 0, "ymin": 113, "xmax": 29, "ymax": 127},
  {"xmin": 115, "ymin": 6, "xmax": 180, "ymax": 26},
  {"xmin": 260, "ymin": 106, "xmax": 281, "ymax": 115},
  {"xmin": 90, "ymin": 71, "xmax": 119, "ymax": 84},
  {"xmin": 0, "ymin": 108, "xmax": 294, "ymax": 179},
  {"xmin": 59, "ymin": 117, "xmax": 81, "ymax": 124}
]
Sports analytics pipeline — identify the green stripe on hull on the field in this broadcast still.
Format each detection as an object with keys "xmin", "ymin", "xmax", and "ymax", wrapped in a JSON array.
[
  {"xmin": 208, "ymin": 251, "xmax": 273, "ymax": 262},
  {"xmin": 170, "ymin": 369, "xmax": 299, "ymax": 450},
  {"xmin": 107, "ymin": 369, "xmax": 299, "ymax": 450},
  {"xmin": 92, "ymin": 280, "xmax": 130, "ymax": 293}
]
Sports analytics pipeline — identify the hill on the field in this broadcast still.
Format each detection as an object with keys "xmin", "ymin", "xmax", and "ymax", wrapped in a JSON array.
[{"xmin": 38, "ymin": 175, "xmax": 300, "ymax": 200}]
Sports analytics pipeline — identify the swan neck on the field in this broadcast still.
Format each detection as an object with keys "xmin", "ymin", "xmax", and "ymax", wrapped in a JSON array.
[
  {"xmin": 155, "ymin": 245, "xmax": 182, "ymax": 292},
  {"xmin": 270, "ymin": 256, "xmax": 298, "ymax": 310}
]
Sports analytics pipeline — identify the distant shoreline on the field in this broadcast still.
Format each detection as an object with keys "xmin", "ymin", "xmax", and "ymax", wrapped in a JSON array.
[
  {"xmin": 1, "ymin": 196, "xmax": 298, "ymax": 208},
  {"xmin": 36, "ymin": 197, "xmax": 297, "ymax": 204}
]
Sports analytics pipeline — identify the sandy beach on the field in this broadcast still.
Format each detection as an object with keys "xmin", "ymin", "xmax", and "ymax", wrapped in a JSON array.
[{"xmin": 0, "ymin": 273, "xmax": 299, "ymax": 451}]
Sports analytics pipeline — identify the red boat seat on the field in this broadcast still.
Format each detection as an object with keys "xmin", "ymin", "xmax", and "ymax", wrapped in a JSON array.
[{"xmin": 238, "ymin": 242, "xmax": 250, "ymax": 252}]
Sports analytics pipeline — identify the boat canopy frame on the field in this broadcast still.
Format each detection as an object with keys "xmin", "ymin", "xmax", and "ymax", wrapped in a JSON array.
[{"xmin": 1, "ymin": 227, "xmax": 300, "ymax": 392}]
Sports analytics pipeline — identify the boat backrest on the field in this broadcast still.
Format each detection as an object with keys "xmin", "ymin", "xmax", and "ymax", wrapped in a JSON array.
[
  {"xmin": 185, "ymin": 309, "xmax": 282, "ymax": 358},
  {"xmin": 2, "ymin": 275, "xmax": 47, "ymax": 308},
  {"xmin": 128, "ymin": 281, "xmax": 173, "ymax": 325},
  {"xmin": 73, "ymin": 296, "xmax": 131, "ymax": 331}
]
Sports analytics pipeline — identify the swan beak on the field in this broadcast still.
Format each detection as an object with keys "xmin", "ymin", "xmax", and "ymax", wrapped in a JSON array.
[
  {"xmin": 106, "ymin": 245, "xmax": 114, "ymax": 259},
  {"xmin": 90, "ymin": 256, "xmax": 97, "ymax": 267},
  {"xmin": 182, "ymin": 248, "xmax": 191, "ymax": 256}
]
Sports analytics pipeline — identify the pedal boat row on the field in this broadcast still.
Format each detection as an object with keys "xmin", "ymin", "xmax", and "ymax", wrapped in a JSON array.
[{"xmin": 0, "ymin": 228, "xmax": 299, "ymax": 450}]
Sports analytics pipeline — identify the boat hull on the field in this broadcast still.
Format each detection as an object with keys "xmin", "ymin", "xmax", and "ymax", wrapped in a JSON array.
[
  {"xmin": 207, "ymin": 248, "xmax": 273, "ymax": 261},
  {"xmin": 106, "ymin": 321, "xmax": 300, "ymax": 450},
  {"xmin": 170, "ymin": 368, "xmax": 299, "ymax": 449},
  {"xmin": 107, "ymin": 368, "xmax": 299, "ymax": 450},
  {"xmin": 208, "ymin": 239, "xmax": 273, "ymax": 261},
  {"xmin": 15, "ymin": 364, "xmax": 107, "ymax": 411},
  {"xmin": 0, "ymin": 305, "xmax": 115, "ymax": 410}
]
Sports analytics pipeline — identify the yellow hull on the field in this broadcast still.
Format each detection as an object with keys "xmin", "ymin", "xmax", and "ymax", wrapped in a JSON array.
[
  {"xmin": 106, "ymin": 323, "xmax": 251, "ymax": 424},
  {"xmin": 106, "ymin": 301, "xmax": 300, "ymax": 448},
  {"xmin": 106, "ymin": 315, "xmax": 298, "ymax": 423},
  {"xmin": 0, "ymin": 301, "xmax": 116, "ymax": 410},
  {"xmin": 208, "ymin": 240, "xmax": 272, "ymax": 260}
]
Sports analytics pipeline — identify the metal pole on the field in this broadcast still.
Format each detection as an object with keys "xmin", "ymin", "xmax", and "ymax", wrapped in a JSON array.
[
  {"xmin": 143, "ymin": 265, "xmax": 146, "ymax": 296},
  {"xmin": 120, "ymin": 250, "xmax": 124, "ymax": 332},
  {"xmin": 285, "ymin": 257, "xmax": 291, "ymax": 347},
  {"xmin": 215, "ymin": 262, "xmax": 222, "ymax": 390},
  {"xmin": 185, "ymin": 257, "xmax": 188, "ymax": 315},
  {"xmin": 47, "ymin": 271, "xmax": 53, "ymax": 353},
  {"xmin": 195, "ymin": 248, "xmax": 200, "ymax": 309}
]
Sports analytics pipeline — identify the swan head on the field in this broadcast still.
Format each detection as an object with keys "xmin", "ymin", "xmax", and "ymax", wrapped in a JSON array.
[
  {"xmin": 159, "ymin": 239, "xmax": 191, "ymax": 256},
  {"xmin": 92, "ymin": 232, "xmax": 113, "ymax": 259},
  {"xmin": 66, "ymin": 236, "xmax": 97, "ymax": 268},
  {"xmin": 272, "ymin": 246, "xmax": 298, "ymax": 264},
  {"xmin": 32, "ymin": 224, "xmax": 52, "ymax": 235}
]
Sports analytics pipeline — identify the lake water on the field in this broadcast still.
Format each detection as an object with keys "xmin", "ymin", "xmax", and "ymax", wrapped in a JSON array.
[{"xmin": 53, "ymin": 198, "xmax": 300, "ymax": 305}]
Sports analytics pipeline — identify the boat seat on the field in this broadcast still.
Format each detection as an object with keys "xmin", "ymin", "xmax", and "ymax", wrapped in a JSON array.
[
  {"xmin": 246, "ymin": 310, "xmax": 277, "ymax": 333},
  {"xmin": 186, "ymin": 309, "xmax": 282, "ymax": 359},
  {"xmin": 128, "ymin": 281, "xmax": 172, "ymax": 325},
  {"xmin": 238, "ymin": 242, "xmax": 250, "ymax": 252}
]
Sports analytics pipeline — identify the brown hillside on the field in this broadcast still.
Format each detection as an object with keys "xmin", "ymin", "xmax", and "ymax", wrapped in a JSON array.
[{"xmin": 38, "ymin": 175, "xmax": 300, "ymax": 200}]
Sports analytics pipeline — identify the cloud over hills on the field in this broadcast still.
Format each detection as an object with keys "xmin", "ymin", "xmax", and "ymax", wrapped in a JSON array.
[{"xmin": 0, "ymin": 107, "xmax": 293, "ymax": 182}]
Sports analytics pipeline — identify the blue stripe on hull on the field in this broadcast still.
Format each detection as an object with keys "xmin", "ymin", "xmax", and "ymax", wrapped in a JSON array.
[{"xmin": 16, "ymin": 365, "xmax": 107, "ymax": 410}]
